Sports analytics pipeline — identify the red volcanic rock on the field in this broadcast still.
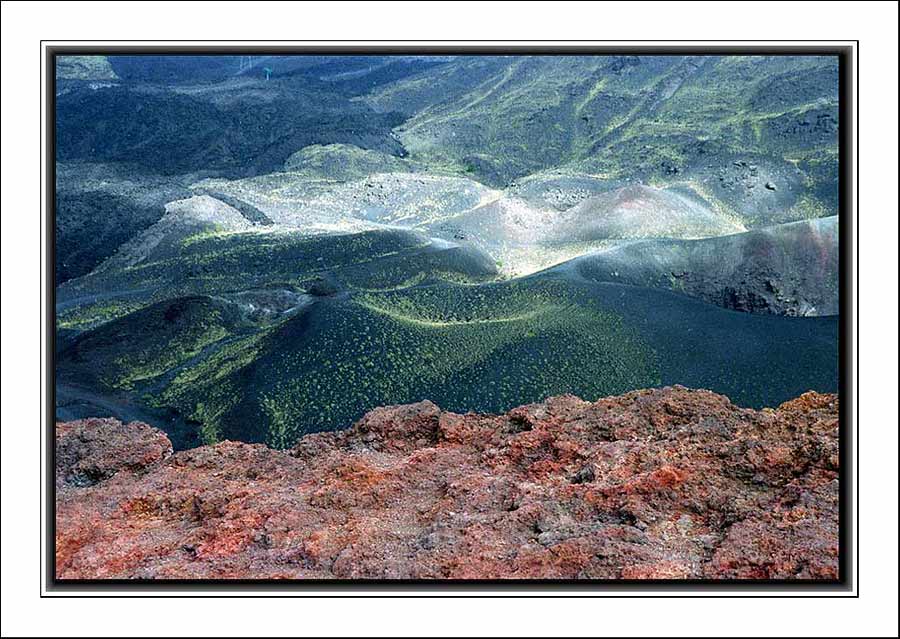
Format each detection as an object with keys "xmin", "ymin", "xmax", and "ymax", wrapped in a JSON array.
[
  {"xmin": 56, "ymin": 417, "xmax": 173, "ymax": 488},
  {"xmin": 55, "ymin": 387, "xmax": 839, "ymax": 580}
]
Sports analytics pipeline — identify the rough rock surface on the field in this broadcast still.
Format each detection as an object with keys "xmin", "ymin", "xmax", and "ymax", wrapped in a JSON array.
[
  {"xmin": 56, "ymin": 387, "xmax": 839, "ymax": 580},
  {"xmin": 56, "ymin": 418, "xmax": 173, "ymax": 488}
]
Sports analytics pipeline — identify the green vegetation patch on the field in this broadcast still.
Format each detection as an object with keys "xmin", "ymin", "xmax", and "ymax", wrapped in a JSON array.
[
  {"xmin": 197, "ymin": 278, "xmax": 660, "ymax": 447},
  {"xmin": 57, "ymin": 229, "xmax": 500, "ymax": 327},
  {"xmin": 59, "ymin": 296, "xmax": 243, "ymax": 391},
  {"xmin": 58, "ymin": 298, "xmax": 150, "ymax": 331},
  {"xmin": 58, "ymin": 273, "xmax": 838, "ymax": 450}
]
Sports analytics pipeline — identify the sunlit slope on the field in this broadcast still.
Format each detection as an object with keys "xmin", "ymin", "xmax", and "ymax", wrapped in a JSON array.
[
  {"xmin": 553, "ymin": 184, "xmax": 745, "ymax": 240},
  {"xmin": 282, "ymin": 143, "xmax": 416, "ymax": 180},
  {"xmin": 56, "ymin": 196, "xmax": 499, "ymax": 331},
  {"xmin": 190, "ymin": 168, "xmax": 761, "ymax": 278},
  {"xmin": 194, "ymin": 170, "xmax": 498, "ymax": 228}
]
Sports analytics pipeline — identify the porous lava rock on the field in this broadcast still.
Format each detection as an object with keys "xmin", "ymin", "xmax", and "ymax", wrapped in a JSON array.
[{"xmin": 55, "ymin": 387, "xmax": 839, "ymax": 580}]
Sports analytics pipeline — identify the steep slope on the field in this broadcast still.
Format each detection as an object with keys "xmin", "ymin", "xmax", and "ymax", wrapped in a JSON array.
[
  {"xmin": 191, "ymin": 168, "xmax": 751, "ymax": 278},
  {"xmin": 56, "ymin": 194, "xmax": 498, "ymax": 331},
  {"xmin": 420, "ymin": 182, "xmax": 744, "ymax": 277},
  {"xmin": 561, "ymin": 216, "xmax": 839, "ymax": 315},
  {"xmin": 55, "ymin": 387, "xmax": 839, "ymax": 580},
  {"xmin": 553, "ymin": 184, "xmax": 745, "ymax": 240},
  {"xmin": 54, "ymin": 163, "xmax": 194, "ymax": 284},
  {"xmin": 195, "ymin": 170, "xmax": 498, "ymax": 229}
]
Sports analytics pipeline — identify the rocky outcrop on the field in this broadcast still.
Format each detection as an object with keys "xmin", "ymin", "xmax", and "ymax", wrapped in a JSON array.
[
  {"xmin": 55, "ymin": 387, "xmax": 839, "ymax": 580},
  {"xmin": 56, "ymin": 418, "xmax": 172, "ymax": 489}
]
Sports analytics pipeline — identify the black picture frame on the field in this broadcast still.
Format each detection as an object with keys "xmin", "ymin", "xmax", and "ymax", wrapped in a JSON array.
[{"xmin": 43, "ymin": 41, "xmax": 857, "ymax": 596}]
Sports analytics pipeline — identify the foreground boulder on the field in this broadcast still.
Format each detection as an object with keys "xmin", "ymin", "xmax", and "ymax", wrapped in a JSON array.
[{"xmin": 55, "ymin": 387, "xmax": 839, "ymax": 580}]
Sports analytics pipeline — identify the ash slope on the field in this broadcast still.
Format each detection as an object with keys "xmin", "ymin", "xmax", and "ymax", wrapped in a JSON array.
[
  {"xmin": 559, "ymin": 216, "xmax": 839, "ymax": 316},
  {"xmin": 182, "ymin": 163, "xmax": 832, "ymax": 281},
  {"xmin": 56, "ymin": 387, "xmax": 839, "ymax": 580}
]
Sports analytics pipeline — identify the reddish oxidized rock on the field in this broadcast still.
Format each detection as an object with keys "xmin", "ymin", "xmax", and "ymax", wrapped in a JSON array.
[
  {"xmin": 56, "ymin": 417, "xmax": 173, "ymax": 488},
  {"xmin": 55, "ymin": 387, "xmax": 839, "ymax": 580}
]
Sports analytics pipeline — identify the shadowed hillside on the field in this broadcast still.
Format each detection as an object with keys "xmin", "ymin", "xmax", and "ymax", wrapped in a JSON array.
[
  {"xmin": 59, "ymin": 271, "xmax": 837, "ymax": 448},
  {"xmin": 559, "ymin": 216, "xmax": 839, "ymax": 315}
]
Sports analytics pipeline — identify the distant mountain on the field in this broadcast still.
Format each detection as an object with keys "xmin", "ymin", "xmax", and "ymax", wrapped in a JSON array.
[
  {"xmin": 55, "ymin": 79, "xmax": 407, "ymax": 177},
  {"xmin": 104, "ymin": 54, "xmax": 452, "ymax": 88},
  {"xmin": 365, "ymin": 55, "xmax": 838, "ymax": 203},
  {"xmin": 54, "ymin": 55, "xmax": 460, "ymax": 178}
]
